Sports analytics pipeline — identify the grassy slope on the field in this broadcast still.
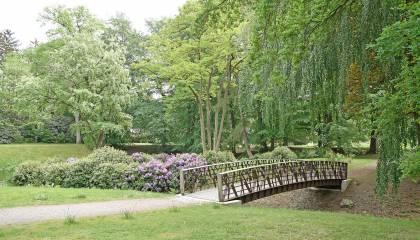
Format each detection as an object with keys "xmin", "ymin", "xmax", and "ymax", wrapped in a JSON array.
[
  {"xmin": 0, "ymin": 144, "xmax": 91, "ymax": 181},
  {"xmin": 0, "ymin": 186, "xmax": 168, "ymax": 208},
  {"xmin": 304, "ymin": 155, "xmax": 377, "ymax": 170},
  {"xmin": 1, "ymin": 205, "xmax": 419, "ymax": 240}
]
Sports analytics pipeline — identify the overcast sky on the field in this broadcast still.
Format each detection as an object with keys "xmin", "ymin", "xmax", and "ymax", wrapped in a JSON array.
[{"xmin": 0, "ymin": 0, "xmax": 187, "ymax": 48}]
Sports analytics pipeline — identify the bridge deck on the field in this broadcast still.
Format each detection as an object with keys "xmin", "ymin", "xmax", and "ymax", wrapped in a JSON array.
[{"xmin": 185, "ymin": 188, "xmax": 219, "ymax": 202}]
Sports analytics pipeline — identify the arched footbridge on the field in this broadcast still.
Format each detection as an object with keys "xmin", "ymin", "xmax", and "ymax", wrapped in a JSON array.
[{"xmin": 180, "ymin": 159, "xmax": 348, "ymax": 203}]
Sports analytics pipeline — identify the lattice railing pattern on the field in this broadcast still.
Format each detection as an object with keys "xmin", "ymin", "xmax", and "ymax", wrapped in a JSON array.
[
  {"xmin": 180, "ymin": 159, "xmax": 286, "ymax": 194},
  {"xmin": 217, "ymin": 161, "xmax": 347, "ymax": 202}
]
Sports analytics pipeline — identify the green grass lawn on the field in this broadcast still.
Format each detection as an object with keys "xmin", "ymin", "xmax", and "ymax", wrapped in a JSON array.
[
  {"xmin": 0, "ymin": 144, "xmax": 91, "ymax": 181},
  {"xmin": 0, "ymin": 205, "xmax": 418, "ymax": 240},
  {"xmin": 0, "ymin": 186, "xmax": 168, "ymax": 208},
  {"xmin": 346, "ymin": 154, "xmax": 377, "ymax": 170},
  {"xmin": 304, "ymin": 155, "xmax": 377, "ymax": 170}
]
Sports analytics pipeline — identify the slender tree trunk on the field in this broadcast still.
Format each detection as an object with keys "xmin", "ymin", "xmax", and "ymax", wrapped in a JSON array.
[
  {"xmin": 96, "ymin": 129, "xmax": 105, "ymax": 148},
  {"xmin": 74, "ymin": 112, "xmax": 81, "ymax": 144},
  {"xmin": 257, "ymin": 102, "xmax": 268, "ymax": 151},
  {"xmin": 230, "ymin": 102, "xmax": 237, "ymax": 153},
  {"xmin": 213, "ymin": 78, "xmax": 224, "ymax": 150},
  {"xmin": 189, "ymin": 86, "xmax": 207, "ymax": 152},
  {"xmin": 199, "ymin": 104, "xmax": 207, "ymax": 152},
  {"xmin": 205, "ymin": 74, "xmax": 213, "ymax": 151},
  {"xmin": 414, "ymin": 110, "xmax": 420, "ymax": 146},
  {"xmin": 239, "ymin": 105, "xmax": 253, "ymax": 158},
  {"xmin": 368, "ymin": 130, "xmax": 377, "ymax": 154},
  {"xmin": 215, "ymin": 56, "xmax": 233, "ymax": 151}
]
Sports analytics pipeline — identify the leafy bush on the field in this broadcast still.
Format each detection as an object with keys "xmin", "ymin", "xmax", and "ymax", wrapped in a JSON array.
[
  {"xmin": 124, "ymin": 163, "xmax": 145, "ymax": 190},
  {"xmin": 0, "ymin": 121, "xmax": 22, "ymax": 144},
  {"xmin": 296, "ymin": 148, "xmax": 318, "ymax": 158},
  {"xmin": 165, "ymin": 153, "xmax": 206, "ymax": 190},
  {"xmin": 203, "ymin": 151, "xmax": 236, "ymax": 164},
  {"xmin": 44, "ymin": 162, "xmax": 69, "ymax": 186},
  {"xmin": 11, "ymin": 149, "xmax": 207, "ymax": 193},
  {"xmin": 271, "ymin": 146, "xmax": 297, "ymax": 159},
  {"xmin": 131, "ymin": 152, "xmax": 153, "ymax": 163},
  {"xmin": 90, "ymin": 163, "xmax": 130, "ymax": 189},
  {"xmin": 86, "ymin": 146, "xmax": 132, "ymax": 163},
  {"xmin": 154, "ymin": 153, "xmax": 170, "ymax": 162},
  {"xmin": 401, "ymin": 150, "xmax": 420, "ymax": 183},
  {"xmin": 138, "ymin": 153, "xmax": 206, "ymax": 192},
  {"xmin": 138, "ymin": 160, "xmax": 171, "ymax": 192},
  {"xmin": 254, "ymin": 146, "xmax": 297, "ymax": 160},
  {"xmin": 61, "ymin": 159, "xmax": 97, "ymax": 188},
  {"xmin": 11, "ymin": 161, "xmax": 44, "ymax": 186}
]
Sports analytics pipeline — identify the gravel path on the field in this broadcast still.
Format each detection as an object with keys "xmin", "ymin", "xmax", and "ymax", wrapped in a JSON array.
[{"xmin": 0, "ymin": 196, "xmax": 207, "ymax": 226}]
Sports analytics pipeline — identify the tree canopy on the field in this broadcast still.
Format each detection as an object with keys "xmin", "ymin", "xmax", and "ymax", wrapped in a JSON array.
[{"xmin": 0, "ymin": 1, "xmax": 418, "ymax": 196}]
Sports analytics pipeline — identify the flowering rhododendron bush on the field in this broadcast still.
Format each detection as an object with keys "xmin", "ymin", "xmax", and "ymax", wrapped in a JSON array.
[
  {"xmin": 12, "ymin": 147, "xmax": 207, "ymax": 193},
  {"xmin": 137, "ymin": 153, "xmax": 206, "ymax": 192}
]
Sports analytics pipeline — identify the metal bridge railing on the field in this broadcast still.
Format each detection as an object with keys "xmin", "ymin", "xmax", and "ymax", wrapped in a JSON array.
[
  {"xmin": 217, "ymin": 160, "xmax": 348, "ymax": 202},
  {"xmin": 180, "ymin": 159, "xmax": 288, "ymax": 194}
]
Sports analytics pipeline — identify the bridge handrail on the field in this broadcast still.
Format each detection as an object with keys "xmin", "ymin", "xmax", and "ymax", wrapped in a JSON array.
[
  {"xmin": 218, "ymin": 160, "xmax": 346, "ymax": 175},
  {"xmin": 180, "ymin": 158, "xmax": 288, "ymax": 194},
  {"xmin": 216, "ymin": 160, "xmax": 348, "ymax": 202}
]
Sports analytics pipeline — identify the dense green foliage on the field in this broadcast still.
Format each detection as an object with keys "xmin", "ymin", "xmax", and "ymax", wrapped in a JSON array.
[
  {"xmin": 11, "ymin": 147, "xmax": 136, "ymax": 188},
  {"xmin": 1, "ymin": 1, "xmax": 418, "ymax": 196},
  {"xmin": 401, "ymin": 149, "xmax": 420, "ymax": 183},
  {"xmin": 202, "ymin": 150, "xmax": 236, "ymax": 164},
  {"xmin": 254, "ymin": 146, "xmax": 298, "ymax": 160},
  {"xmin": 11, "ymin": 147, "xmax": 206, "ymax": 193}
]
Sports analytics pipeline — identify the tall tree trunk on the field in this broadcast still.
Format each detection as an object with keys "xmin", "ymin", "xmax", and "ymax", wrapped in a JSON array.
[
  {"xmin": 257, "ymin": 101, "xmax": 268, "ymax": 151},
  {"xmin": 74, "ymin": 112, "xmax": 82, "ymax": 144},
  {"xmin": 205, "ymin": 74, "xmax": 213, "ymax": 151},
  {"xmin": 368, "ymin": 130, "xmax": 377, "ymax": 154},
  {"xmin": 213, "ymin": 77, "xmax": 224, "ymax": 150},
  {"xmin": 199, "ymin": 104, "xmax": 207, "ymax": 152},
  {"xmin": 414, "ymin": 108, "xmax": 420, "ymax": 146},
  {"xmin": 189, "ymin": 86, "xmax": 207, "ymax": 152},
  {"xmin": 215, "ymin": 55, "xmax": 233, "ymax": 151},
  {"xmin": 239, "ymin": 106, "xmax": 253, "ymax": 158},
  {"xmin": 230, "ymin": 102, "xmax": 237, "ymax": 154}
]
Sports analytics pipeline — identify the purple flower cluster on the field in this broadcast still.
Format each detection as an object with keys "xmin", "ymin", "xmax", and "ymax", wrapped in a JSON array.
[
  {"xmin": 131, "ymin": 152, "xmax": 149, "ymax": 163},
  {"xmin": 137, "ymin": 153, "xmax": 206, "ymax": 192}
]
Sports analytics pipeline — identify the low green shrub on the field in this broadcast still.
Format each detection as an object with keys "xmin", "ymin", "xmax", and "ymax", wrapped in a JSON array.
[
  {"xmin": 296, "ymin": 148, "xmax": 318, "ymax": 158},
  {"xmin": 254, "ymin": 146, "xmax": 297, "ymax": 160},
  {"xmin": 11, "ymin": 161, "xmax": 44, "ymax": 186},
  {"xmin": 44, "ymin": 162, "xmax": 69, "ymax": 186},
  {"xmin": 203, "ymin": 151, "xmax": 236, "ymax": 164},
  {"xmin": 90, "ymin": 163, "xmax": 130, "ymax": 189},
  {"xmin": 86, "ymin": 146, "xmax": 132, "ymax": 164},
  {"xmin": 12, "ymin": 158, "xmax": 143, "ymax": 190},
  {"xmin": 401, "ymin": 149, "xmax": 420, "ymax": 183},
  {"xmin": 0, "ymin": 121, "xmax": 22, "ymax": 144},
  {"xmin": 61, "ymin": 159, "xmax": 97, "ymax": 188}
]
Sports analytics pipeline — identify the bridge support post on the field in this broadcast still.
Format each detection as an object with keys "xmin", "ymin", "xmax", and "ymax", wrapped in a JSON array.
[
  {"xmin": 341, "ymin": 179, "xmax": 352, "ymax": 192},
  {"xmin": 180, "ymin": 170, "xmax": 185, "ymax": 195},
  {"xmin": 217, "ymin": 173, "xmax": 224, "ymax": 202}
]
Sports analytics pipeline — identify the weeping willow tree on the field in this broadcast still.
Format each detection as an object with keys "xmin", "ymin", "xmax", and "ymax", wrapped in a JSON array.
[
  {"xmin": 370, "ymin": 1, "xmax": 420, "ymax": 196},
  {"xmin": 249, "ymin": 0, "xmax": 416, "ymax": 196}
]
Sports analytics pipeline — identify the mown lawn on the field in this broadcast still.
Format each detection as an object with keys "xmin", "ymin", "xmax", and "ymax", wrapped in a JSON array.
[
  {"xmin": 346, "ymin": 154, "xmax": 377, "ymax": 170},
  {"xmin": 0, "ymin": 144, "xmax": 91, "ymax": 181},
  {"xmin": 0, "ymin": 186, "xmax": 168, "ymax": 208},
  {"xmin": 304, "ymin": 155, "xmax": 377, "ymax": 170},
  {"xmin": 0, "ymin": 205, "xmax": 418, "ymax": 240}
]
